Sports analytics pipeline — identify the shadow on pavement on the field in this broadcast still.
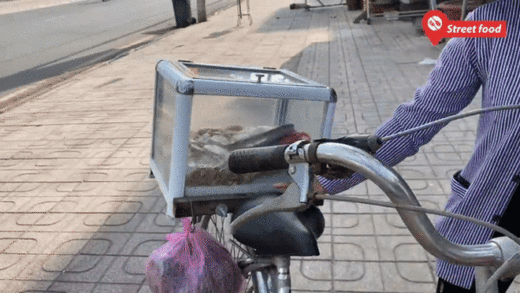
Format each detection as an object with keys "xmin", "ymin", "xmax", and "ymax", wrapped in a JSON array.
[
  {"xmin": 0, "ymin": 49, "xmax": 118, "ymax": 95},
  {"xmin": 0, "ymin": 38, "xmax": 153, "ymax": 96},
  {"xmin": 255, "ymin": 6, "xmax": 331, "ymax": 33}
]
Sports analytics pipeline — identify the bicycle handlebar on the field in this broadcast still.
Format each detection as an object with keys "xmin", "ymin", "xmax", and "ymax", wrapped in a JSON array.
[
  {"xmin": 314, "ymin": 142, "xmax": 504, "ymax": 267},
  {"xmin": 229, "ymin": 140, "xmax": 508, "ymax": 268},
  {"xmin": 228, "ymin": 145, "xmax": 288, "ymax": 174}
]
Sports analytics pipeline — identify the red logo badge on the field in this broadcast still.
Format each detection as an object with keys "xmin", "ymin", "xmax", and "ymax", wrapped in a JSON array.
[{"xmin": 423, "ymin": 10, "xmax": 507, "ymax": 46}]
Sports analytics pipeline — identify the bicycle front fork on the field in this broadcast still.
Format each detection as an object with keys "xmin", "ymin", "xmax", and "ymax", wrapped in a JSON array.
[{"xmin": 252, "ymin": 256, "xmax": 291, "ymax": 293}]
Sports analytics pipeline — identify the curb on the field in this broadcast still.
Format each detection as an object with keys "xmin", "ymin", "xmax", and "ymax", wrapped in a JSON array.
[
  {"xmin": 0, "ymin": 2, "xmax": 238, "ymax": 114},
  {"xmin": 0, "ymin": 62, "xmax": 105, "ymax": 114},
  {"xmin": 0, "ymin": 37, "xmax": 155, "ymax": 113}
]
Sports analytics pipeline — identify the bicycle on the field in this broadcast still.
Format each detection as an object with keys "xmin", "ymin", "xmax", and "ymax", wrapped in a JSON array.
[
  {"xmin": 192, "ymin": 115, "xmax": 520, "ymax": 293},
  {"xmin": 148, "ymin": 60, "xmax": 520, "ymax": 293}
]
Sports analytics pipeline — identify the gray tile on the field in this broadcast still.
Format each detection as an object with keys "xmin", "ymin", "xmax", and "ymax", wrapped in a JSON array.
[
  {"xmin": 0, "ymin": 253, "xmax": 41, "ymax": 279},
  {"xmin": 14, "ymin": 254, "xmax": 61, "ymax": 282},
  {"xmin": 290, "ymin": 259, "xmax": 332, "ymax": 292},
  {"xmin": 118, "ymin": 233, "xmax": 167, "ymax": 256},
  {"xmin": 373, "ymin": 214, "xmax": 412, "ymax": 236},
  {"xmin": 47, "ymin": 281, "xmax": 96, "ymax": 293},
  {"xmin": 332, "ymin": 215, "xmax": 375, "ymax": 236},
  {"xmin": 57, "ymin": 255, "xmax": 116, "ymax": 283},
  {"xmin": 1, "ymin": 280, "xmax": 52, "ymax": 293},
  {"xmin": 101, "ymin": 256, "xmax": 146, "ymax": 284},
  {"xmin": 331, "ymin": 199, "xmax": 372, "ymax": 214},
  {"xmin": 333, "ymin": 262, "xmax": 383, "ymax": 292},
  {"xmin": 138, "ymin": 285, "xmax": 153, "ymax": 293},
  {"xmin": 92, "ymin": 284, "xmax": 140, "ymax": 293},
  {"xmin": 380, "ymin": 262, "xmax": 436, "ymax": 292},
  {"xmin": 333, "ymin": 236, "xmax": 379, "ymax": 261},
  {"xmin": 134, "ymin": 213, "xmax": 178, "ymax": 234},
  {"xmin": 376, "ymin": 235, "xmax": 433, "ymax": 262}
]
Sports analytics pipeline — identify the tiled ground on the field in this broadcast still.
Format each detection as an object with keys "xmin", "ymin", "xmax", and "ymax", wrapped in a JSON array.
[{"xmin": 1, "ymin": 0, "xmax": 519, "ymax": 292}]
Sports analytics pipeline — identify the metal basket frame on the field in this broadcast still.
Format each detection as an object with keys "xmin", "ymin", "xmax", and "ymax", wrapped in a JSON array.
[{"xmin": 150, "ymin": 60, "xmax": 336, "ymax": 217}]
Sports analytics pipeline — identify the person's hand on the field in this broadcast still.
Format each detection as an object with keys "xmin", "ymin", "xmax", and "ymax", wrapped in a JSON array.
[{"xmin": 314, "ymin": 178, "xmax": 326, "ymax": 194}]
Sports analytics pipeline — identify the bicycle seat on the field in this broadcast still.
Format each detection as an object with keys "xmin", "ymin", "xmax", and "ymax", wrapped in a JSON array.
[{"xmin": 231, "ymin": 196, "xmax": 325, "ymax": 256}]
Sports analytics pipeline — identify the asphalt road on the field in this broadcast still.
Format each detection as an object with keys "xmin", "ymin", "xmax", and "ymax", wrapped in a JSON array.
[{"xmin": 0, "ymin": 0, "xmax": 233, "ymax": 96}]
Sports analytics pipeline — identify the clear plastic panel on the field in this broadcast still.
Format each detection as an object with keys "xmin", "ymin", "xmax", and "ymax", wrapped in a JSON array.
[
  {"xmin": 187, "ymin": 95, "xmax": 286, "ymax": 187},
  {"xmin": 283, "ymin": 99, "xmax": 328, "ymax": 141},
  {"xmin": 190, "ymin": 95, "xmax": 278, "ymax": 131},
  {"xmin": 152, "ymin": 75, "xmax": 176, "ymax": 187},
  {"xmin": 183, "ymin": 63, "xmax": 307, "ymax": 85},
  {"xmin": 185, "ymin": 95, "xmax": 329, "ymax": 189}
]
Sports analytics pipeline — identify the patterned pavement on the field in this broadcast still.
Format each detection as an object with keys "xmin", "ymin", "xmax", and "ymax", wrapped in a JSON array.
[{"xmin": 1, "ymin": 0, "xmax": 519, "ymax": 292}]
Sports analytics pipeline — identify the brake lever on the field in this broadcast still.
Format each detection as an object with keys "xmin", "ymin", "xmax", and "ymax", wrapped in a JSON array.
[{"xmin": 285, "ymin": 141, "xmax": 314, "ymax": 203}]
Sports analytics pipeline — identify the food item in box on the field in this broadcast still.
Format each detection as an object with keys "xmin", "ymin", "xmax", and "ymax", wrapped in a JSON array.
[{"xmin": 186, "ymin": 124, "xmax": 303, "ymax": 186}]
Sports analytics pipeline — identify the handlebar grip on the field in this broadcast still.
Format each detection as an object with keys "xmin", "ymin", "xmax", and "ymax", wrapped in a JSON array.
[{"xmin": 229, "ymin": 145, "xmax": 289, "ymax": 174}]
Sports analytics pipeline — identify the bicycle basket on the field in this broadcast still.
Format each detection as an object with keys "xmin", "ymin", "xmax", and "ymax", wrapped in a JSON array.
[{"xmin": 150, "ymin": 60, "xmax": 336, "ymax": 217}]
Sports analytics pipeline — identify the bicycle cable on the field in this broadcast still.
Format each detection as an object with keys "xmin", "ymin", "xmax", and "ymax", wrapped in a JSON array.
[
  {"xmin": 380, "ymin": 104, "xmax": 520, "ymax": 143},
  {"xmin": 315, "ymin": 194, "xmax": 520, "ymax": 247}
]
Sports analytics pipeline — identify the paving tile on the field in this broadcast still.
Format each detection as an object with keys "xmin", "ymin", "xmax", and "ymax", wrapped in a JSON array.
[
  {"xmin": 330, "ymin": 198, "xmax": 372, "ymax": 214},
  {"xmin": 438, "ymin": 178, "xmax": 453, "ymax": 195},
  {"xmin": 331, "ymin": 214, "xmax": 375, "ymax": 235},
  {"xmin": 97, "ymin": 213, "xmax": 147, "ymax": 233},
  {"xmin": 392, "ymin": 165, "xmax": 438, "ymax": 180},
  {"xmin": 81, "ymin": 198, "xmax": 143, "ymax": 214},
  {"xmin": 138, "ymin": 284, "xmax": 153, "ymax": 293},
  {"xmin": 0, "ymin": 253, "xmax": 28, "ymax": 278},
  {"xmin": 0, "ymin": 280, "xmax": 52, "ymax": 293},
  {"xmin": 508, "ymin": 278, "xmax": 520, "ymax": 293},
  {"xmin": 100, "ymin": 256, "xmax": 146, "ymax": 284},
  {"xmin": 333, "ymin": 262, "xmax": 383, "ymax": 292},
  {"xmin": 398, "ymin": 153, "xmax": 431, "ymax": 166},
  {"xmin": 117, "ymin": 233, "xmax": 168, "ymax": 257},
  {"xmin": 380, "ymin": 262, "xmax": 436, "ymax": 292},
  {"xmin": 376, "ymin": 235, "xmax": 433, "ymax": 262},
  {"xmin": 404, "ymin": 179, "xmax": 446, "ymax": 195},
  {"xmin": 56, "ymin": 255, "xmax": 116, "ymax": 283},
  {"xmin": 91, "ymin": 284, "xmax": 141, "ymax": 293},
  {"xmin": 2, "ymin": 234, "xmax": 43, "ymax": 254},
  {"xmin": 15, "ymin": 254, "xmax": 62, "ymax": 282},
  {"xmin": 373, "ymin": 214, "xmax": 413, "ymax": 236},
  {"xmin": 292, "ymin": 241, "xmax": 332, "ymax": 262},
  {"xmin": 0, "ymin": 253, "xmax": 43, "ymax": 280},
  {"xmin": 34, "ymin": 232, "xmax": 111, "ymax": 255},
  {"xmin": 46, "ymin": 281, "xmax": 96, "ymax": 292},
  {"xmin": 431, "ymin": 165, "xmax": 466, "ymax": 181},
  {"xmin": 291, "ymin": 259, "xmax": 332, "ymax": 292},
  {"xmin": 333, "ymin": 236, "xmax": 379, "ymax": 261},
  {"xmin": 17, "ymin": 213, "xmax": 99, "ymax": 233}
]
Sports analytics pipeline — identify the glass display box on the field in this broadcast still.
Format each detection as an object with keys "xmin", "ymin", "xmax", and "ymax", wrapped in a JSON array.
[{"xmin": 150, "ymin": 60, "xmax": 336, "ymax": 217}]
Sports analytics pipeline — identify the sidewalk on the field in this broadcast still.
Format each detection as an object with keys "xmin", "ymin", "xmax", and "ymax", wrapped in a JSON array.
[{"xmin": 0, "ymin": 0, "xmax": 516, "ymax": 292}]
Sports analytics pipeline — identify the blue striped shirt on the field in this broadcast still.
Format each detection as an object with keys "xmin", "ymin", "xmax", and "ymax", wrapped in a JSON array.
[{"xmin": 319, "ymin": 0, "xmax": 520, "ymax": 288}]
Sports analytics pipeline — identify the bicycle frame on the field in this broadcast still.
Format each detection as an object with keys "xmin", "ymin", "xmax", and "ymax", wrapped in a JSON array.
[{"xmin": 232, "ymin": 141, "xmax": 520, "ymax": 293}]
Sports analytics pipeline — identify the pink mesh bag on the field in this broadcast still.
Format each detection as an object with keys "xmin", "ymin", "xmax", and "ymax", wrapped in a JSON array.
[{"xmin": 146, "ymin": 218, "xmax": 246, "ymax": 293}]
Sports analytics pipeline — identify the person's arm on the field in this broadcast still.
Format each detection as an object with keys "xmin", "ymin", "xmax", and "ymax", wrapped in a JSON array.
[{"xmin": 319, "ymin": 36, "xmax": 482, "ymax": 194}]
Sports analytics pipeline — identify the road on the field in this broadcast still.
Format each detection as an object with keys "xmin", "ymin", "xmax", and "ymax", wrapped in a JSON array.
[{"xmin": 0, "ymin": 0, "xmax": 233, "ymax": 96}]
